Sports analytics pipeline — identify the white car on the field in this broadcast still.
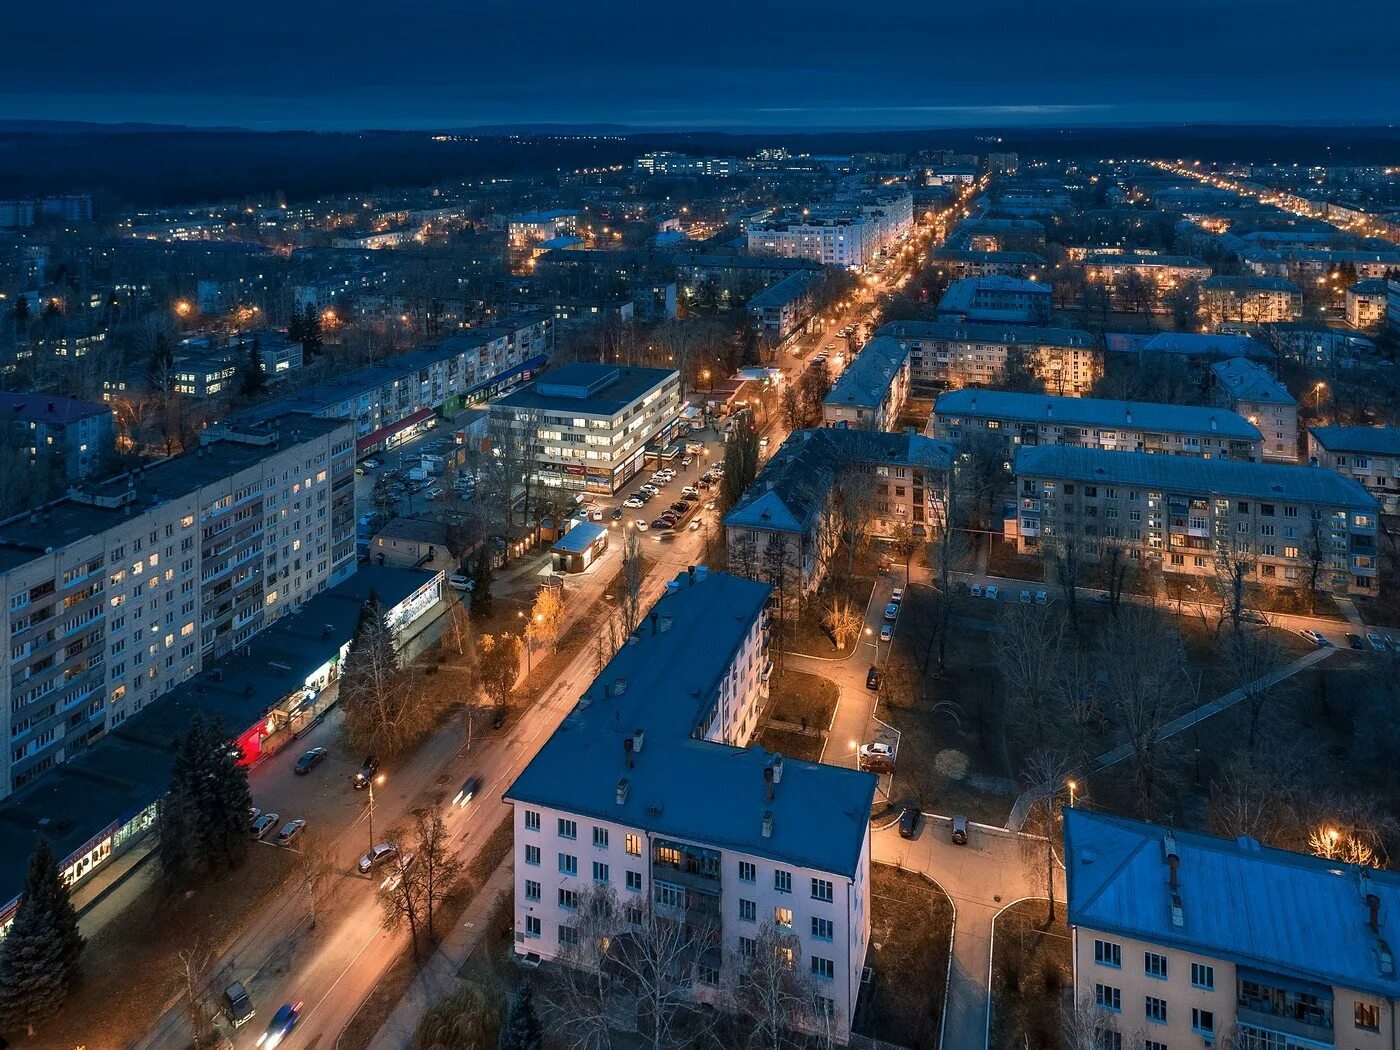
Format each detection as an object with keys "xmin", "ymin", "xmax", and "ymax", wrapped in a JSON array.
[
  {"xmin": 759, "ymin": 437, "xmax": 770, "ymax": 448},
  {"xmin": 448, "ymin": 574, "xmax": 472, "ymax": 592},
  {"xmin": 276, "ymin": 819, "xmax": 306, "ymax": 846},
  {"xmin": 623, "ymin": 497, "xmax": 644, "ymax": 508},
  {"xmin": 879, "ymin": 624, "xmax": 893, "ymax": 642},
  {"xmin": 985, "ymin": 585, "xmax": 1000, "ymax": 601},
  {"xmin": 890, "ymin": 587, "xmax": 904, "ymax": 603},
  {"xmin": 689, "ymin": 520, "xmax": 701, "ymax": 531},
  {"xmin": 590, "ymin": 508, "xmax": 603, "ymax": 521},
  {"xmin": 635, "ymin": 520, "xmax": 649, "ymax": 532},
  {"xmin": 704, "ymin": 499, "xmax": 716, "ymax": 511},
  {"xmin": 969, "ymin": 583, "xmax": 983, "ymax": 598}
]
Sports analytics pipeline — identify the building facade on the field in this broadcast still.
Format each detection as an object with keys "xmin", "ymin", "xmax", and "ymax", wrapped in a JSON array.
[
  {"xmin": 879, "ymin": 320, "xmax": 1100, "ymax": 394},
  {"xmin": 1011, "ymin": 445, "xmax": 1379, "ymax": 595},
  {"xmin": 1210, "ymin": 357, "xmax": 1299, "ymax": 463},
  {"xmin": 937, "ymin": 275, "xmax": 1053, "ymax": 325},
  {"xmin": 1346, "ymin": 279, "xmax": 1390, "ymax": 330},
  {"xmin": 1201, "ymin": 275, "xmax": 1303, "ymax": 325},
  {"xmin": 821, "ymin": 336, "xmax": 910, "ymax": 432},
  {"xmin": 1308, "ymin": 426, "xmax": 1400, "ymax": 515},
  {"xmin": 0, "ymin": 393, "xmax": 114, "ymax": 481}
]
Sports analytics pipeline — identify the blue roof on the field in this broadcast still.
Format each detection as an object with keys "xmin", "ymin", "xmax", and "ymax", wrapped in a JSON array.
[
  {"xmin": 552, "ymin": 520, "xmax": 607, "ymax": 553},
  {"xmin": 935, "ymin": 389, "xmax": 1262, "ymax": 442},
  {"xmin": 823, "ymin": 336, "xmax": 908, "ymax": 411},
  {"xmin": 1014, "ymin": 445, "xmax": 1377, "ymax": 511},
  {"xmin": 1066, "ymin": 809, "xmax": 1400, "ymax": 1000},
  {"xmin": 1211, "ymin": 357, "xmax": 1297, "ymax": 406},
  {"xmin": 1310, "ymin": 425, "xmax": 1400, "ymax": 458},
  {"xmin": 505, "ymin": 570, "xmax": 876, "ymax": 878},
  {"xmin": 879, "ymin": 319, "xmax": 1094, "ymax": 349}
]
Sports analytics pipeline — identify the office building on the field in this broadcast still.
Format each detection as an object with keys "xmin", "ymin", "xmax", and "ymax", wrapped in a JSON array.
[
  {"xmin": 1066, "ymin": 808, "xmax": 1400, "ymax": 1050},
  {"xmin": 1011, "ymin": 445, "xmax": 1378, "ymax": 595},
  {"xmin": 932, "ymin": 390, "xmax": 1263, "ymax": 461},
  {"xmin": 0, "ymin": 414, "xmax": 356, "ymax": 797},
  {"xmin": 1211, "ymin": 357, "xmax": 1299, "ymax": 463},
  {"xmin": 1308, "ymin": 426, "xmax": 1400, "ymax": 515},
  {"xmin": 937, "ymin": 275, "xmax": 1053, "ymax": 325},
  {"xmin": 489, "ymin": 363, "xmax": 681, "ymax": 495},
  {"xmin": 1200, "ymin": 275, "xmax": 1303, "ymax": 325},
  {"xmin": 821, "ymin": 336, "xmax": 910, "ymax": 431},
  {"xmin": 880, "ymin": 320, "xmax": 1100, "ymax": 394},
  {"xmin": 726, "ymin": 428, "xmax": 955, "ymax": 594},
  {"xmin": 505, "ymin": 569, "xmax": 875, "ymax": 1042},
  {"xmin": 0, "ymin": 393, "xmax": 114, "ymax": 480},
  {"xmin": 1346, "ymin": 279, "xmax": 1389, "ymax": 330}
]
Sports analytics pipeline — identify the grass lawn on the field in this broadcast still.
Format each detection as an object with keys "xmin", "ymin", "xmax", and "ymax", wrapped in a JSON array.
[
  {"xmin": 853, "ymin": 864, "xmax": 955, "ymax": 1049},
  {"xmin": 765, "ymin": 669, "xmax": 839, "ymax": 731},
  {"xmin": 988, "ymin": 900, "xmax": 1073, "ymax": 1050},
  {"xmin": 757, "ymin": 726, "xmax": 824, "ymax": 763}
]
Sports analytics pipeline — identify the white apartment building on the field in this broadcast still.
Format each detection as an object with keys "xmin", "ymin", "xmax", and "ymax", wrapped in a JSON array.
[
  {"xmin": 1200, "ymin": 275, "xmax": 1303, "ymax": 325},
  {"xmin": 1308, "ymin": 425, "xmax": 1400, "ymax": 515},
  {"xmin": 1211, "ymin": 357, "xmax": 1299, "ymax": 463},
  {"xmin": 0, "ymin": 415, "xmax": 355, "ymax": 796},
  {"xmin": 505, "ymin": 569, "xmax": 876, "ymax": 1042},
  {"xmin": 489, "ymin": 363, "xmax": 682, "ymax": 494},
  {"xmin": 822, "ymin": 336, "xmax": 910, "ymax": 431},
  {"xmin": 936, "ymin": 275, "xmax": 1054, "ymax": 325},
  {"xmin": 1067, "ymin": 809, "xmax": 1400, "ymax": 1050},
  {"xmin": 1011, "ymin": 445, "xmax": 1380, "ymax": 596},
  {"xmin": 879, "ymin": 320, "xmax": 1101, "ymax": 394},
  {"xmin": 747, "ymin": 191, "xmax": 912, "ymax": 271},
  {"xmin": 932, "ymin": 389, "xmax": 1263, "ymax": 461},
  {"xmin": 1346, "ymin": 279, "xmax": 1389, "ymax": 329},
  {"xmin": 507, "ymin": 210, "xmax": 579, "ymax": 251}
]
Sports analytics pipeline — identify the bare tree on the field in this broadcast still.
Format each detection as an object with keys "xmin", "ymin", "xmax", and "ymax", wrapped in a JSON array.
[
  {"xmin": 1061, "ymin": 990, "xmax": 1121, "ymax": 1050},
  {"xmin": 1214, "ymin": 539, "xmax": 1254, "ymax": 634},
  {"xmin": 621, "ymin": 527, "xmax": 646, "ymax": 637},
  {"xmin": 414, "ymin": 812, "xmax": 460, "ymax": 943},
  {"xmin": 295, "ymin": 832, "xmax": 338, "ymax": 930},
  {"xmin": 762, "ymin": 533, "xmax": 793, "ymax": 668},
  {"xmin": 993, "ymin": 605, "xmax": 1068, "ymax": 746},
  {"xmin": 728, "ymin": 529, "xmax": 760, "ymax": 580},
  {"xmin": 172, "ymin": 938, "xmax": 219, "ymax": 1048},
  {"xmin": 1304, "ymin": 793, "xmax": 1398, "ymax": 869},
  {"xmin": 889, "ymin": 521, "xmax": 919, "ymax": 588},
  {"xmin": 1100, "ymin": 535, "xmax": 1135, "ymax": 616},
  {"xmin": 446, "ymin": 596, "xmax": 474, "ymax": 658},
  {"xmin": 822, "ymin": 597, "xmax": 863, "ymax": 652},
  {"xmin": 1018, "ymin": 749, "xmax": 1077, "ymax": 924},
  {"xmin": 728, "ymin": 921, "xmax": 821, "ymax": 1050},
  {"xmin": 379, "ymin": 844, "xmax": 427, "ymax": 961},
  {"xmin": 340, "ymin": 597, "xmax": 432, "ymax": 758},
  {"xmin": 1301, "ymin": 511, "xmax": 1330, "ymax": 610},
  {"xmin": 1220, "ymin": 626, "xmax": 1293, "ymax": 752}
]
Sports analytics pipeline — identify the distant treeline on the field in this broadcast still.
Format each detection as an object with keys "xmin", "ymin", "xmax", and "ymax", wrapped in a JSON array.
[{"xmin": 1, "ymin": 123, "xmax": 1398, "ymax": 209}]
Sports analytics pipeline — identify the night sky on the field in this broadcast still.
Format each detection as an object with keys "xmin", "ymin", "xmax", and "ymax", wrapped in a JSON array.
[{"xmin": 7, "ymin": 0, "xmax": 1398, "ymax": 130}]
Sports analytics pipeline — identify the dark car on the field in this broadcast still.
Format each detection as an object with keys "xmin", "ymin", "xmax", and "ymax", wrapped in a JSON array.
[
  {"xmin": 260, "ymin": 1001, "xmax": 302, "ymax": 1048},
  {"xmin": 1348, "ymin": 633, "xmax": 1365, "ymax": 650},
  {"xmin": 224, "ymin": 981, "xmax": 255, "ymax": 1028},
  {"xmin": 669, "ymin": 502, "xmax": 689, "ymax": 514},
  {"xmin": 352, "ymin": 755, "xmax": 380, "ymax": 789},
  {"xmin": 452, "ymin": 776, "xmax": 483, "ymax": 808},
  {"xmin": 898, "ymin": 805, "xmax": 920, "ymax": 839},
  {"xmin": 951, "ymin": 815, "xmax": 969, "ymax": 846},
  {"xmin": 293, "ymin": 747, "xmax": 328, "ymax": 775},
  {"xmin": 611, "ymin": 508, "xmax": 623, "ymax": 520},
  {"xmin": 865, "ymin": 666, "xmax": 880, "ymax": 691}
]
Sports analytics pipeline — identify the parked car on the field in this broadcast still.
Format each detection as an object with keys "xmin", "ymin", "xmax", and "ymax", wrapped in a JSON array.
[
  {"xmin": 425, "ymin": 488, "xmax": 443, "ymax": 500},
  {"xmin": 704, "ymin": 500, "xmax": 716, "ymax": 511},
  {"xmin": 969, "ymin": 583, "xmax": 983, "ymax": 598},
  {"xmin": 1347, "ymin": 633, "xmax": 1365, "ymax": 650},
  {"xmin": 358, "ymin": 842, "xmax": 399, "ymax": 874},
  {"xmin": 689, "ymin": 520, "xmax": 701, "ymax": 531},
  {"xmin": 883, "ymin": 602, "xmax": 899, "ymax": 621},
  {"xmin": 362, "ymin": 458, "xmax": 380, "ymax": 469},
  {"xmin": 879, "ymin": 624, "xmax": 892, "ymax": 642},
  {"xmin": 1368, "ymin": 632, "xmax": 1388, "ymax": 652},
  {"xmin": 259, "ymin": 1001, "xmax": 302, "ymax": 1049},
  {"xmin": 890, "ymin": 587, "xmax": 904, "ymax": 603},
  {"xmin": 250, "ymin": 813, "xmax": 279, "ymax": 840},
  {"xmin": 635, "ymin": 520, "xmax": 649, "ymax": 532},
  {"xmin": 612, "ymin": 508, "xmax": 623, "ymax": 520},
  {"xmin": 1298, "ymin": 629, "xmax": 1330, "ymax": 648},
  {"xmin": 224, "ymin": 981, "xmax": 255, "ymax": 1029},
  {"xmin": 1034, "ymin": 590, "xmax": 1048, "ymax": 605},
  {"xmin": 682, "ymin": 486, "xmax": 700, "ymax": 498},
  {"xmin": 984, "ymin": 585, "xmax": 999, "ymax": 601},
  {"xmin": 452, "ymin": 776, "xmax": 483, "ymax": 808},
  {"xmin": 898, "ymin": 806, "xmax": 920, "ymax": 840},
  {"xmin": 449, "ymin": 574, "xmax": 472, "ymax": 592},
  {"xmin": 865, "ymin": 666, "xmax": 880, "ymax": 691},
  {"xmin": 293, "ymin": 747, "xmax": 328, "ymax": 775},
  {"xmin": 759, "ymin": 436, "xmax": 769, "ymax": 448},
  {"xmin": 276, "ymin": 819, "xmax": 306, "ymax": 846},
  {"xmin": 1019, "ymin": 589, "xmax": 1032, "ymax": 604},
  {"xmin": 352, "ymin": 755, "xmax": 380, "ymax": 789},
  {"xmin": 951, "ymin": 815, "xmax": 969, "ymax": 846},
  {"xmin": 682, "ymin": 456, "xmax": 693, "ymax": 467},
  {"xmin": 590, "ymin": 508, "xmax": 604, "ymax": 521},
  {"xmin": 623, "ymin": 497, "xmax": 644, "ymax": 509},
  {"xmin": 651, "ymin": 518, "xmax": 671, "ymax": 530}
]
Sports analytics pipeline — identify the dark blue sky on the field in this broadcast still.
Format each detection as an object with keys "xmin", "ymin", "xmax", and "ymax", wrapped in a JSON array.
[{"xmin": 7, "ymin": 0, "xmax": 1398, "ymax": 130}]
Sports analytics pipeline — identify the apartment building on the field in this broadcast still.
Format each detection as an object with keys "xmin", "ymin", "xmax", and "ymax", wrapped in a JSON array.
[
  {"xmin": 725, "ymin": 428, "xmax": 955, "ymax": 594},
  {"xmin": 1346, "ymin": 279, "xmax": 1389, "ymax": 329},
  {"xmin": 1084, "ymin": 253, "xmax": 1212, "ymax": 291},
  {"xmin": 507, "ymin": 210, "xmax": 579, "ymax": 251},
  {"xmin": 821, "ymin": 336, "xmax": 910, "ymax": 431},
  {"xmin": 1011, "ymin": 445, "xmax": 1379, "ymax": 595},
  {"xmin": 1308, "ymin": 426, "xmax": 1400, "ymax": 514},
  {"xmin": 747, "ymin": 191, "xmax": 912, "ymax": 271},
  {"xmin": 928, "ymin": 249, "xmax": 1048, "ymax": 280},
  {"xmin": 229, "ymin": 312, "xmax": 553, "ymax": 455},
  {"xmin": 489, "ymin": 363, "xmax": 682, "ymax": 495},
  {"xmin": 932, "ymin": 390, "xmax": 1263, "ymax": 461},
  {"xmin": 0, "ymin": 414, "xmax": 355, "ymax": 797},
  {"xmin": 945, "ymin": 217, "xmax": 1046, "ymax": 253},
  {"xmin": 505, "ymin": 569, "xmax": 875, "ymax": 1042},
  {"xmin": 937, "ymin": 275, "xmax": 1053, "ymax": 325},
  {"xmin": 747, "ymin": 269, "xmax": 821, "ymax": 346},
  {"xmin": 1200, "ymin": 275, "xmax": 1303, "ymax": 325},
  {"xmin": 879, "ymin": 320, "xmax": 1100, "ymax": 395},
  {"xmin": 1211, "ymin": 357, "xmax": 1299, "ymax": 463},
  {"xmin": 633, "ymin": 152, "xmax": 744, "ymax": 177},
  {"xmin": 0, "ymin": 393, "xmax": 114, "ymax": 480},
  {"xmin": 1066, "ymin": 808, "xmax": 1400, "ymax": 1050}
]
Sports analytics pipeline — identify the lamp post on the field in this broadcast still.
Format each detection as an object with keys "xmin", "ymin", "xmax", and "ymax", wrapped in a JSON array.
[
  {"xmin": 1067, "ymin": 779, "xmax": 1077, "ymax": 809},
  {"xmin": 367, "ymin": 773, "xmax": 386, "ymax": 853}
]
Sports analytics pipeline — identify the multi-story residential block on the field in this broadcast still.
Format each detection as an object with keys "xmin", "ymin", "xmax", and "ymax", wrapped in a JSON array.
[
  {"xmin": 944, "ymin": 217, "xmax": 1046, "ymax": 253},
  {"xmin": 489, "ymin": 363, "xmax": 682, "ymax": 495},
  {"xmin": 1066, "ymin": 808, "xmax": 1400, "ymax": 1050},
  {"xmin": 1106, "ymin": 331, "xmax": 1273, "ymax": 381},
  {"xmin": 1210, "ymin": 357, "xmax": 1299, "ymax": 463},
  {"xmin": 675, "ymin": 254, "xmax": 822, "ymax": 305},
  {"xmin": 1272, "ymin": 249, "xmax": 1400, "ymax": 284},
  {"xmin": 937, "ymin": 275, "xmax": 1053, "ymax": 325},
  {"xmin": 932, "ymin": 389, "xmax": 1263, "ymax": 461},
  {"xmin": 507, "ymin": 210, "xmax": 579, "ymax": 251},
  {"xmin": 505, "ymin": 568, "xmax": 875, "ymax": 1041},
  {"xmin": 747, "ymin": 191, "xmax": 912, "ymax": 271},
  {"xmin": 821, "ymin": 336, "xmax": 910, "ymax": 431},
  {"xmin": 1011, "ymin": 445, "xmax": 1379, "ymax": 595},
  {"xmin": 0, "ymin": 393, "xmax": 114, "ymax": 480},
  {"xmin": 1084, "ymin": 253, "xmax": 1213, "ymax": 311},
  {"xmin": 928, "ymin": 249, "xmax": 1048, "ymax": 280},
  {"xmin": 725, "ymin": 428, "xmax": 955, "ymax": 593},
  {"xmin": 879, "ymin": 320, "xmax": 1100, "ymax": 394},
  {"xmin": 0, "ymin": 414, "xmax": 355, "ymax": 797},
  {"xmin": 1200, "ymin": 275, "xmax": 1303, "ymax": 325},
  {"xmin": 229, "ymin": 313, "xmax": 553, "ymax": 456},
  {"xmin": 1308, "ymin": 426, "xmax": 1400, "ymax": 514},
  {"xmin": 1346, "ymin": 279, "xmax": 1390, "ymax": 329},
  {"xmin": 633, "ymin": 152, "xmax": 744, "ymax": 177},
  {"xmin": 747, "ymin": 269, "xmax": 820, "ymax": 346}
]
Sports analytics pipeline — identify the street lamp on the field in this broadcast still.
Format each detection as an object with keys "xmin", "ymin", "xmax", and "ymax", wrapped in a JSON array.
[
  {"xmin": 1314, "ymin": 381, "xmax": 1326, "ymax": 411},
  {"xmin": 367, "ymin": 773, "xmax": 386, "ymax": 853},
  {"xmin": 1067, "ymin": 779, "xmax": 1077, "ymax": 809}
]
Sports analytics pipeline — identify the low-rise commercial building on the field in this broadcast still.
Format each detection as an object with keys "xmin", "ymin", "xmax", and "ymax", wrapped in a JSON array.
[
  {"xmin": 505, "ymin": 568, "xmax": 875, "ymax": 1042},
  {"xmin": 1210, "ymin": 357, "xmax": 1299, "ymax": 463},
  {"xmin": 821, "ymin": 336, "xmax": 910, "ymax": 431},
  {"xmin": 489, "ymin": 363, "xmax": 682, "ymax": 495},
  {"xmin": 936, "ymin": 275, "xmax": 1053, "ymax": 325},
  {"xmin": 932, "ymin": 389, "xmax": 1262, "ymax": 461},
  {"xmin": 0, "ymin": 392, "xmax": 114, "ymax": 480},
  {"xmin": 1066, "ymin": 808, "xmax": 1400, "ymax": 1050},
  {"xmin": 1200, "ymin": 274, "xmax": 1303, "ymax": 325},
  {"xmin": 1308, "ymin": 426, "xmax": 1400, "ymax": 514},
  {"xmin": 879, "ymin": 320, "xmax": 1100, "ymax": 394},
  {"xmin": 1346, "ymin": 279, "xmax": 1390, "ymax": 329},
  {"xmin": 1011, "ymin": 445, "xmax": 1378, "ymax": 595}
]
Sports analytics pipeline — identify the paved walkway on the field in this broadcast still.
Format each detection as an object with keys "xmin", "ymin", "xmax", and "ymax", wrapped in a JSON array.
[
  {"xmin": 872, "ymin": 814, "xmax": 1060, "ymax": 1050},
  {"xmin": 365, "ymin": 858, "xmax": 514, "ymax": 1048}
]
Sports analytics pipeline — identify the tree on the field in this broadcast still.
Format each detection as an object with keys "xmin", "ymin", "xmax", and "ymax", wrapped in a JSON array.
[
  {"xmin": 996, "ymin": 342, "xmax": 1041, "ymax": 393},
  {"xmin": 146, "ymin": 331, "xmax": 176, "ymax": 393},
  {"xmin": 720, "ymin": 415, "xmax": 761, "ymax": 511},
  {"xmin": 477, "ymin": 633, "xmax": 522, "ymax": 719},
  {"xmin": 889, "ymin": 521, "xmax": 919, "ymax": 587},
  {"xmin": 470, "ymin": 547, "xmax": 494, "ymax": 616},
  {"xmin": 530, "ymin": 584, "xmax": 567, "ymax": 655},
  {"xmin": 158, "ymin": 714, "xmax": 252, "ymax": 888},
  {"xmin": 413, "ymin": 812, "xmax": 460, "ymax": 943},
  {"xmin": 295, "ymin": 832, "xmax": 338, "ymax": 930},
  {"xmin": 1220, "ymin": 626, "xmax": 1292, "ymax": 753},
  {"xmin": 173, "ymin": 938, "xmax": 219, "ymax": 1048},
  {"xmin": 620, "ymin": 527, "xmax": 645, "ymax": 637},
  {"xmin": 237, "ymin": 338, "xmax": 267, "ymax": 398},
  {"xmin": 728, "ymin": 528, "xmax": 759, "ymax": 580},
  {"xmin": 729, "ymin": 921, "xmax": 821, "ymax": 1050},
  {"xmin": 1061, "ymin": 990, "xmax": 1121, "ymax": 1050},
  {"xmin": 379, "ymin": 843, "xmax": 427, "ymax": 961},
  {"xmin": 289, "ymin": 303, "xmax": 324, "ymax": 357},
  {"xmin": 993, "ymin": 606, "xmax": 1068, "ymax": 760},
  {"xmin": 779, "ymin": 385, "xmax": 803, "ymax": 431},
  {"xmin": 1215, "ymin": 540, "xmax": 1253, "ymax": 633},
  {"xmin": 1301, "ymin": 511, "xmax": 1330, "ymax": 609},
  {"xmin": 499, "ymin": 981, "xmax": 543, "ymax": 1050},
  {"xmin": 1041, "ymin": 523, "xmax": 1084, "ymax": 633},
  {"xmin": 340, "ymin": 592, "xmax": 429, "ymax": 758},
  {"xmin": 0, "ymin": 839, "xmax": 83, "ymax": 1035},
  {"xmin": 823, "ymin": 596, "xmax": 863, "ymax": 651},
  {"xmin": 1018, "ymin": 749, "xmax": 1076, "ymax": 924},
  {"xmin": 762, "ymin": 533, "xmax": 792, "ymax": 666},
  {"xmin": 413, "ymin": 984, "xmax": 504, "ymax": 1050}
]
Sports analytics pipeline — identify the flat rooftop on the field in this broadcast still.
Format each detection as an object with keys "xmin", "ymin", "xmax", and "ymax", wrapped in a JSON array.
[{"xmin": 494, "ymin": 364, "xmax": 677, "ymax": 415}]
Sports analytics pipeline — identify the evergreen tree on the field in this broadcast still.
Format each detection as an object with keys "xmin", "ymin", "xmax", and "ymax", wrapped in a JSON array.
[
  {"xmin": 290, "ymin": 303, "xmax": 324, "ymax": 357},
  {"xmin": 238, "ymin": 338, "xmax": 267, "ymax": 397},
  {"xmin": 195, "ymin": 716, "xmax": 253, "ymax": 871},
  {"xmin": 498, "ymin": 980, "xmax": 542, "ymax": 1050},
  {"xmin": 469, "ymin": 548, "xmax": 493, "ymax": 616},
  {"xmin": 158, "ymin": 717, "xmax": 204, "ymax": 888},
  {"xmin": 0, "ymin": 839, "xmax": 82, "ymax": 1035}
]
